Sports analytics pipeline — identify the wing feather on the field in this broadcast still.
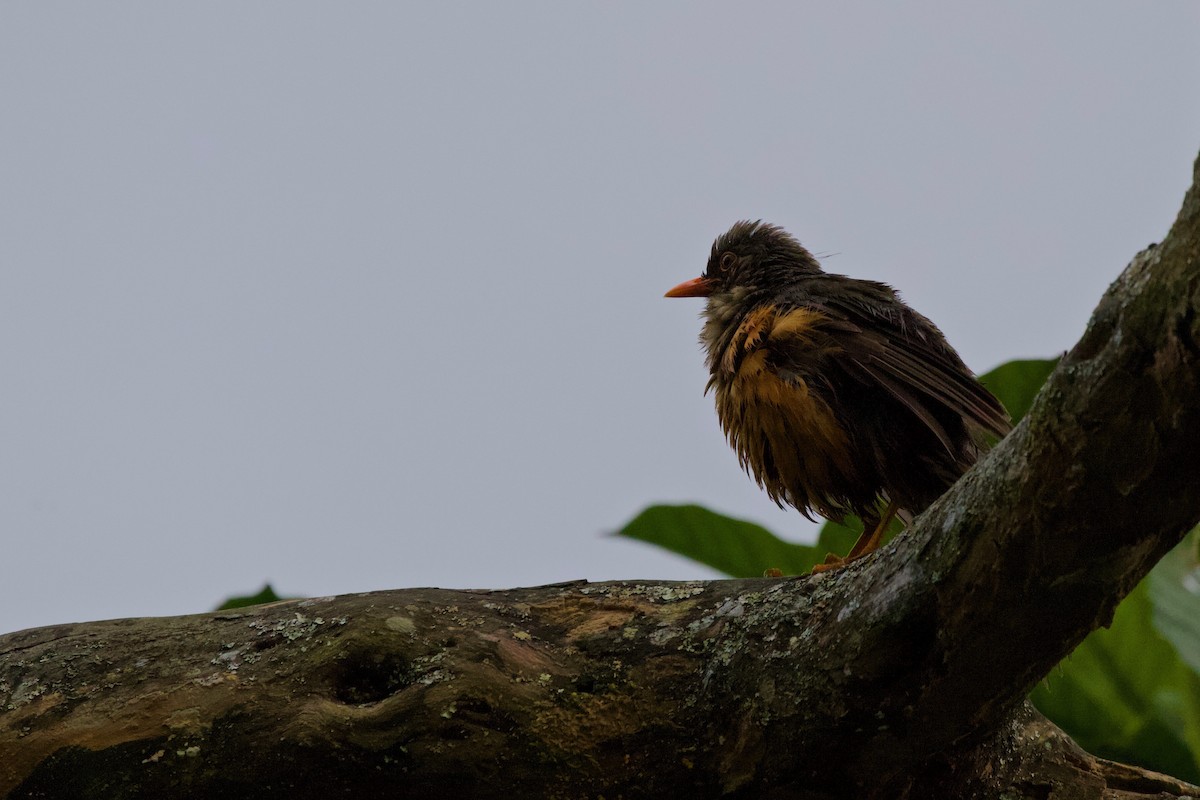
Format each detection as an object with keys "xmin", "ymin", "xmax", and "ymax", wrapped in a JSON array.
[{"xmin": 768, "ymin": 278, "xmax": 1011, "ymax": 444}]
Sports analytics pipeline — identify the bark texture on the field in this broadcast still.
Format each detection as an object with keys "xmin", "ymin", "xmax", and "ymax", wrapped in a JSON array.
[{"xmin": 3, "ymin": 152, "xmax": 1200, "ymax": 798}]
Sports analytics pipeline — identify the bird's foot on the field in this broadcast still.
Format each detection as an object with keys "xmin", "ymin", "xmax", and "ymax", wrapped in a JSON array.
[{"xmin": 809, "ymin": 552, "xmax": 847, "ymax": 574}]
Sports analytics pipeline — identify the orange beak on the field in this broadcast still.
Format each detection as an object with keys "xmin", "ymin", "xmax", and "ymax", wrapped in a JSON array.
[{"xmin": 664, "ymin": 276, "xmax": 714, "ymax": 298}]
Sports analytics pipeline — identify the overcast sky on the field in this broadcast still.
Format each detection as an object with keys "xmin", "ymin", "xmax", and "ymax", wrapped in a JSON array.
[{"xmin": 2, "ymin": 4, "xmax": 1197, "ymax": 635}]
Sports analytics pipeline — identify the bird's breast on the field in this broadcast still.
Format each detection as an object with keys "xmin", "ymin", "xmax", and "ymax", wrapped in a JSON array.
[{"xmin": 711, "ymin": 332, "xmax": 859, "ymax": 517}]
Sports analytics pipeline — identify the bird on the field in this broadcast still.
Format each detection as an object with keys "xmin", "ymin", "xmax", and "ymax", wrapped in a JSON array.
[{"xmin": 666, "ymin": 221, "xmax": 1011, "ymax": 572}]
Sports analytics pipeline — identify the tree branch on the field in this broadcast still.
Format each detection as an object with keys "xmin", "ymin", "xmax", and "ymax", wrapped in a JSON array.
[{"xmin": 3, "ymin": 151, "xmax": 1199, "ymax": 798}]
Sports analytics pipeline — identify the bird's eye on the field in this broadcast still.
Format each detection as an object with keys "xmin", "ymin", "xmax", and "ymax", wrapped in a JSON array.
[{"xmin": 719, "ymin": 252, "xmax": 737, "ymax": 272}]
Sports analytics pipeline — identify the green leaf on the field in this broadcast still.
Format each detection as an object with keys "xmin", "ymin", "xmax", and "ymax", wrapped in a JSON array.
[
  {"xmin": 616, "ymin": 504, "xmax": 821, "ymax": 577},
  {"xmin": 1030, "ymin": 577, "xmax": 1200, "ymax": 783},
  {"xmin": 215, "ymin": 583, "xmax": 291, "ymax": 610},
  {"xmin": 1149, "ymin": 530, "xmax": 1200, "ymax": 674},
  {"xmin": 977, "ymin": 358, "xmax": 1058, "ymax": 425},
  {"xmin": 1145, "ymin": 529, "xmax": 1200, "ymax": 766}
]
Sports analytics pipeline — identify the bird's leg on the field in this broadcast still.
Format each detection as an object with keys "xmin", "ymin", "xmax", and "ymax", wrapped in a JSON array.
[
  {"xmin": 809, "ymin": 502, "xmax": 900, "ymax": 574},
  {"xmin": 847, "ymin": 502, "xmax": 898, "ymax": 560}
]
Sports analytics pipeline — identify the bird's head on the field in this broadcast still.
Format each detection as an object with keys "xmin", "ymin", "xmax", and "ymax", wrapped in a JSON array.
[{"xmin": 665, "ymin": 220, "xmax": 822, "ymax": 299}]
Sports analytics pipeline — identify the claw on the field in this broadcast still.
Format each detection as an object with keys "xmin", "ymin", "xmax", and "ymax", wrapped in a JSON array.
[{"xmin": 809, "ymin": 553, "xmax": 847, "ymax": 574}]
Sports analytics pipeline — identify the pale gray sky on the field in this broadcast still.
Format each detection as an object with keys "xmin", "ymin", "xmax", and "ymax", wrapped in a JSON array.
[{"xmin": 2, "ymin": 4, "xmax": 1197, "ymax": 635}]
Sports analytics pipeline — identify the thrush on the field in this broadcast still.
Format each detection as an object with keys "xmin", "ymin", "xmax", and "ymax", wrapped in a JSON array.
[{"xmin": 666, "ymin": 221, "xmax": 1010, "ymax": 571}]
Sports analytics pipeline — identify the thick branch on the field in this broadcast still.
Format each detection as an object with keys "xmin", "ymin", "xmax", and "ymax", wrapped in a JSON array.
[{"xmin": 3, "ymin": 153, "xmax": 1199, "ymax": 798}]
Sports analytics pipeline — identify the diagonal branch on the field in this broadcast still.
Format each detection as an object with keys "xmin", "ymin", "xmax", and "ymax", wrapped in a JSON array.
[
  {"xmin": 798, "ymin": 149, "xmax": 1200, "ymax": 788},
  {"xmin": 2, "ymin": 152, "xmax": 1199, "ymax": 799}
]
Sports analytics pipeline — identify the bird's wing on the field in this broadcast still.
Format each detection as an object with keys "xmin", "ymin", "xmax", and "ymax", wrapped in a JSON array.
[{"xmin": 769, "ymin": 278, "xmax": 1011, "ymax": 447}]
